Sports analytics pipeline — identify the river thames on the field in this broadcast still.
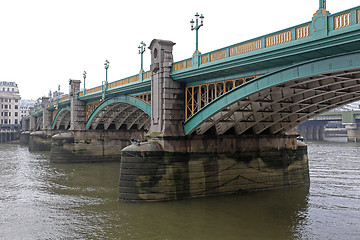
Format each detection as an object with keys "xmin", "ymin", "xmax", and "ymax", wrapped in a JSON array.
[{"xmin": 0, "ymin": 140, "xmax": 359, "ymax": 239}]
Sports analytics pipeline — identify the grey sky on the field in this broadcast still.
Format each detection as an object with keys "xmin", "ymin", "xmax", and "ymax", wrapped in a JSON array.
[{"xmin": 0, "ymin": 0, "xmax": 356, "ymax": 99}]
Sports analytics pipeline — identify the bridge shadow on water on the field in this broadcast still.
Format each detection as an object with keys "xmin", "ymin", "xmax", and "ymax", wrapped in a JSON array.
[
  {"xmin": 48, "ymin": 157, "xmax": 310, "ymax": 240},
  {"xmin": 112, "ymin": 186, "xmax": 310, "ymax": 240}
]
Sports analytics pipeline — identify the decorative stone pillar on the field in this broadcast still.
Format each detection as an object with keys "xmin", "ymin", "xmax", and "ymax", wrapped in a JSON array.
[
  {"xmin": 69, "ymin": 79, "xmax": 86, "ymax": 130},
  {"xmin": 29, "ymin": 107, "xmax": 36, "ymax": 131},
  {"xmin": 148, "ymin": 39, "xmax": 185, "ymax": 137},
  {"xmin": 41, "ymin": 97, "xmax": 52, "ymax": 130}
]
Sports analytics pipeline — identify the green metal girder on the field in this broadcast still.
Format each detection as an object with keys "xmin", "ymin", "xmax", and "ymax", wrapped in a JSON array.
[
  {"xmin": 79, "ymin": 79, "xmax": 151, "ymax": 102},
  {"xmin": 36, "ymin": 116, "xmax": 43, "ymax": 130},
  {"xmin": 183, "ymin": 51, "xmax": 360, "ymax": 135},
  {"xmin": 51, "ymin": 106, "xmax": 71, "ymax": 129},
  {"xmin": 85, "ymin": 96, "xmax": 151, "ymax": 129}
]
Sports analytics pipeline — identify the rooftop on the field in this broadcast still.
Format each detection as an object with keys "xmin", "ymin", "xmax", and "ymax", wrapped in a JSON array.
[{"xmin": 0, "ymin": 81, "xmax": 18, "ymax": 87}]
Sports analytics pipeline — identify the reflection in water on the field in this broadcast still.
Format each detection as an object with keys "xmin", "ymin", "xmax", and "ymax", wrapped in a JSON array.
[{"xmin": 0, "ymin": 141, "xmax": 359, "ymax": 239}]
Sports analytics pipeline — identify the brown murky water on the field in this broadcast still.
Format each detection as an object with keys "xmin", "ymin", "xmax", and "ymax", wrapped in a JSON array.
[{"xmin": 0, "ymin": 141, "xmax": 359, "ymax": 239}]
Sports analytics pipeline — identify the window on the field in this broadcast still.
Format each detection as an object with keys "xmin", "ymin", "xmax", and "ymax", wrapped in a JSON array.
[
  {"xmin": 4, "ymin": 112, "xmax": 7, "ymax": 116},
  {"xmin": 15, "ymin": 119, "xmax": 18, "ymax": 124},
  {"xmin": 9, "ymin": 112, "xmax": 11, "ymax": 116},
  {"xmin": 4, "ymin": 119, "xmax": 7, "ymax": 124},
  {"xmin": 8, "ymin": 119, "xmax": 10, "ymax": 124},
  {"xmin": 15, "ymin": 112, "xmax": 18, "ymax": 117},
  {"xmin": 12, "ymin": 88, "xmax": 14, "ymax": 91},
  {"xmin": 4, "ymin": 105, "xmax": 7, "ymax": 109},
  {"xmin": 15, "ymin": 99, "xmax": 18, "ymax": 103},
  {"xmin": 15, "ymin": 105, "xmax": 18, "ymax": 109}
]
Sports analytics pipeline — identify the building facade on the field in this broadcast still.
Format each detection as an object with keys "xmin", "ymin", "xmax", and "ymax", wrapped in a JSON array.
[
  {"xmin": 20, "ymin": 99, "xmax": 36, "ymax": 119},
  {"xmin": 0, "ymin": 81, "xmax": 21, "ymax": 125}
]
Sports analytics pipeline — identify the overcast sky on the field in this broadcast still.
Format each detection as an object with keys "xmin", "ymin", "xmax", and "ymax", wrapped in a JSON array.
[{"xmin": 0, "ymin": 0, "xmax": 357, "ymax": 100}]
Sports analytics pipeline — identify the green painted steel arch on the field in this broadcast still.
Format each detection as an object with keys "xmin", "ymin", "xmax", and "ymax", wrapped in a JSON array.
[
  {"xmin": 51, "ymin": 106, "xmax": 71, "ymax": 129},
  {"xmin": 85, "ymin": 96, "xmax": 151, "ymax": 129},
  {"xmin": 36, "ymin": 116, "xmax": 43, "ymax": 130},
  {"xmin": 184, "ymin": 51, "xmax": 360, "ymax": 135}
]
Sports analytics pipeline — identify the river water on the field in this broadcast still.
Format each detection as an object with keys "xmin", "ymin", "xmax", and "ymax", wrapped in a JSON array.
[{"xmin": 0, "ymin": 140, "xmax": 359, "ymax": 240}]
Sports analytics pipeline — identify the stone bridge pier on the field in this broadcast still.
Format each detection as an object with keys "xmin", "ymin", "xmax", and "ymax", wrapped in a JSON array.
[
  {"xmin": 345, "ymin": 124, "xmax": 360, "ymax": 142},
  {"xmin": 297, "ymin": 121, "xmax": 326, "ymax": 141},
  {"xmin": 20, "ymin": 109, "xmax": 32, "ymax": 145},
  {"xmin": 119, "ymin": 39, "xmax": 309, "ymax": 202}
]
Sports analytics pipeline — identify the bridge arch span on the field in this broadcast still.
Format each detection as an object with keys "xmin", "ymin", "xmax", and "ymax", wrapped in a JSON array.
[
  {"xmin": 52, "ymin": 106, "xmax": 71, "ymax": 130},
  {"xmin": 184, "ymin": 52, "xmax": 360, "ymax": 136},
  {"xmin": 86, "ymin": 96, "xmax": 151, "ymax": 130}
]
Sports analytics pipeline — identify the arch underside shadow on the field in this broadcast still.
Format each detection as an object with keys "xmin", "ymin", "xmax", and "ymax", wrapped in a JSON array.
[
  {"xmin": 86, "ymin": 97, "xmax": 151, "ymax": 130},
  {"xmin": 52, "ymin": 107, "xmax": 71, "ymax": 130},
  {"xmin": 184, "ymin": 53, "xmax": 360, "ymax": 136},
  {"xmin": 36, "ymin": 116, "xmax": 43, "ymax": 130}
]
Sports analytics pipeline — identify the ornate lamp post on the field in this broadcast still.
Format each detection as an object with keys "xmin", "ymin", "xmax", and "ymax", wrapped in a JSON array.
[
  {"xmin": 138, "ymin": 41, "xmax": 146, "ymax": 72},
  {"xmin": 102, "ymin": 59, "xmax": 110, "ymax": 101},
  {"xmin": 138, "ymin": 41, "xmax": 146, "ymax": 81},
  {"xmin": 104, "ymin": 59, "xmax": 110, "ymax": 87},
  {"xmin": 83, "ymin": 71, "xmax": 87, "ymax": 95},
  {"xmin": 190, "ymin": 12, "xmax": 204, "ymax": 67},
  {"xmin": 319, "ymin": 0, "xmax": 326, "ymax": 10},
  {"xmin": 190, "ymin": 12, "xmax": 204, "ymax": 54}
]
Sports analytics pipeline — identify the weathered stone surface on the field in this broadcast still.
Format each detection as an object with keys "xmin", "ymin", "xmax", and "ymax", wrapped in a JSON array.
[
  {"xmin": 149, "ymin": 39, "xmax": 185, "ymax": 137},
  {"xmin": 70, "ymin": 79, "xmax": 86, "ymax": 130},
  {"xmin": 29, "ymin": 107, "xmax": 36, "ymax": 131},
  {"xmin": 41, "ymin": 97, "xmax": 52, "ymax": 130},
  {"xmin": 50, "ymin": 129, "xmax": 146, "ymax": 163},
  {"xmin": 20, "ymin": 131, "xmax": 30, "ymax": 145},
  {"xmin": 119, "ymin": 135, "xmax": 309, "ymax": 202},
  {"xmin": 29, "ymin": 131, "xmax": 54, "ymax": 151}
]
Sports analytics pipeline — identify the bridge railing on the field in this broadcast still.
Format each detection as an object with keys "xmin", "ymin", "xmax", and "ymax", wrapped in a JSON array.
[
  {"xmin": 79, "ymin": 70, "xmax": 152, "ymax": 97},
  {"xmin": 30, "ymin": 107, "xmax": 44, "ymax": 118},
  {"xmin": 172, "ymin": 20, "xmax": 311, "ymax": 71},
  {"xmin": 328, "ymin": 7, "xmax": 360, "ymax": 31},
  {"xmin": 31, "ymin": 70, "xmax": 152, "ymax": 117},
  {"xmin": 46, "ymin": 94, "xmax": 70, "ymax": 109},
  {"xmin": 172, "ymin": 5, "xmax": 360, "ymax": 73}
]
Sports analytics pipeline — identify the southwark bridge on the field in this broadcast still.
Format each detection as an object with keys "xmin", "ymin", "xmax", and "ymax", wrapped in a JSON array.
[{"xmin": 22, "ymin": 2, "xmax": 360, "ymax": 201}]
